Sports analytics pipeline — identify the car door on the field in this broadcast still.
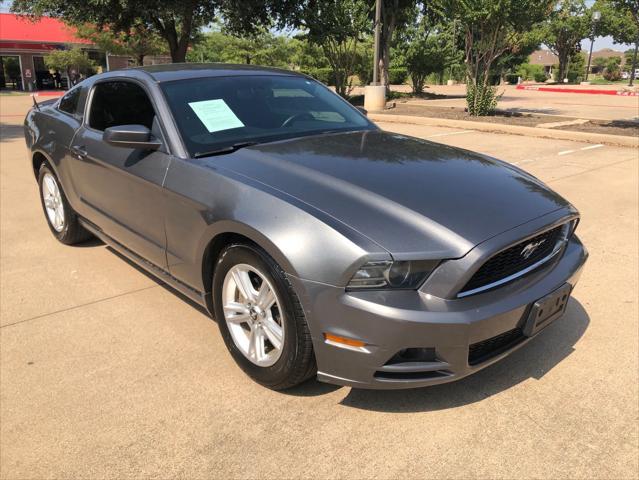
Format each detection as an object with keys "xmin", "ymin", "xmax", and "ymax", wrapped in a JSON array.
[{"xmin": 71, "ymin": 79, "xmax": 170, "ymax": 269}]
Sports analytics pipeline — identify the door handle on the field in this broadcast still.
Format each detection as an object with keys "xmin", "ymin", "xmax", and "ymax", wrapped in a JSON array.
[{"xmin": 71, "ymin": 145, "xmax": 87, "ymax": 159}]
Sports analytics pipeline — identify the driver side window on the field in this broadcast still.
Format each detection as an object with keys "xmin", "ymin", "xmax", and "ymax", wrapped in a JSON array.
[{"xmin": 89, "ymin": 81, "xmax": 155, "ymax": 131}]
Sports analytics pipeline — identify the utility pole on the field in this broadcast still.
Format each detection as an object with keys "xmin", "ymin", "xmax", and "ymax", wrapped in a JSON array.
[
  {"xmin": 585, "ymin": 10, "xmax": 601, "ymax": 82},
  {"xmin": 364, "ymin": 0, "xmax": 386, "ymax": 112},
  {"xmin": 629, "ymin": 39, "xmax": 638, "ymax": 87},
  {"xmin": 372, "ymin": 0, "xmax": 382, "ymax": 85}
]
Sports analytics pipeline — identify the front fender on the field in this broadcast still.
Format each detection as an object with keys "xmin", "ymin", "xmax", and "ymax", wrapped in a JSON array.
[{"xmin": 163, "ymin": 159, "xmax": 390, "ymax": 292}]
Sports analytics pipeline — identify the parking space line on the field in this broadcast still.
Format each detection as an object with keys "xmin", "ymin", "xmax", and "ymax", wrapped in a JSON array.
[
  {"xmin": 580, "ymin": 144, "xmax": 604, "ymax": 151},
  {"xmin": 427, "ymin": 130, "xmax": 474, "ymax": 138},
  {"xmin": 547, "ymin": 157, "xmax": 634, "ymax": 184},
  {"xmin": 558, "ymin": 144, "xmax": 605, "ymax": 156}
]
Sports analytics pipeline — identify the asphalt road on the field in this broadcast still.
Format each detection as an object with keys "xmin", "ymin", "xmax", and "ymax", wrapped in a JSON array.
[{"xmin": 1, "ymin": 95, "xmax": 637, "ymax": 479}]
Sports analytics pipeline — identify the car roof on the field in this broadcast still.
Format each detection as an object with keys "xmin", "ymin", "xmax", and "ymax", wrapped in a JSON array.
[{"xmin": 131, "ymin": 63, "xmax": 304, "ymax": 83}]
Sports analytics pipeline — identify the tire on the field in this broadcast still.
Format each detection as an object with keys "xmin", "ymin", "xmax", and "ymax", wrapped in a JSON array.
[
  {"xmin": 213, "ymin": 243, "xmax": 316, "ymax": 390},
  {"xmin": 37, "ymin": 162, "xmax": 92, "ymax": 245}
]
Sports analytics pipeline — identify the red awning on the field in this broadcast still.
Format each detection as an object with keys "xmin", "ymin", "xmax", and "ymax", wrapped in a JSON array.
[{"xmin": 0, "ymin": 13, "xmax": 91, "ymax": 44}]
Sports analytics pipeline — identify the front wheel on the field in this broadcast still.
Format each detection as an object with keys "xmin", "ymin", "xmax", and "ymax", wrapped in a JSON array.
[{"xmin": 213, "ymin": 243, "xmax": 316, "ymax": 390}]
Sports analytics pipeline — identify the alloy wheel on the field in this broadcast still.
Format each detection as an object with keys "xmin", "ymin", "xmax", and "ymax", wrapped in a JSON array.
[
  {"xmin": 221, "ymin": 264, "xmax": 285, "ymax": 367},
  {"xmin": 42, "ymin": 172, "xmax": 65, "ymax": 232}
]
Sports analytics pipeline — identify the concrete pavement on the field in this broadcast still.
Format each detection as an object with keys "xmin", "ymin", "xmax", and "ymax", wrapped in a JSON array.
[{"xmin": 1, "ymin": 95, "xmax": 637, "ymax": 479}]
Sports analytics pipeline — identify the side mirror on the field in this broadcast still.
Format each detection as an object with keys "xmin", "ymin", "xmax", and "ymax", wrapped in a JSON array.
[
  {"xmin": 103, "ymin": 124, "xmax": 161, "ymax": 150},
  {"xmin": 356, "ymin": 106, "xmax": 368, "ymax": 116}
]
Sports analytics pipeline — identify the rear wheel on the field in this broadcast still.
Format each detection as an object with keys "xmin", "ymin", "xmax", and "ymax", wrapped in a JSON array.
[
  {"xmin": 38, "ymin": 163, "xmax": 91, "ymax": 245},
  {"xmin": 213, "ymin": 243, "xmax": 316, "ymax": 390}
]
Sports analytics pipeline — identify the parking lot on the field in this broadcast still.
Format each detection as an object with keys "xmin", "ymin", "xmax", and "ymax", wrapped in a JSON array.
[{"xmin": 1, "ymin": 94, "xmax": 638, "ymax": 479}]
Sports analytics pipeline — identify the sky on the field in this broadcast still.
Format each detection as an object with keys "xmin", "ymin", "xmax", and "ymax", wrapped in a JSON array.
[{"xmin": 0, "ymin": 0, "xmax": 633, "ymax": 52}]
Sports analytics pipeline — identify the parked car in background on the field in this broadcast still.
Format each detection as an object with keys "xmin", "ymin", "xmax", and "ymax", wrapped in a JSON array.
[{"xmin": 23, "ymin": 64, "xmax": 588, "ymax": 390}]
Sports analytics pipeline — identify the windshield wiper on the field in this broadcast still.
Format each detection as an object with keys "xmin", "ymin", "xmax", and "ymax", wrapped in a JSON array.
[{"xmin": 193, "ymin": 141, "xmax": 259, "ymax": 158}]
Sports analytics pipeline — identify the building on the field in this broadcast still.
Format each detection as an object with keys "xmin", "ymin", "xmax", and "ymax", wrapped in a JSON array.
[
  {"xmin": 0, "ymin": 13, "xmax": 169, "ymax": 91},
  {"xmin": 588, "ymin": 48, "xmax": 626, "ymax": 73},
  {"xmin": 529, "ymin": 48, "xmax": 627, "ymax": 77},
  {"xmin": 529, "ymin": 49, "xmax": 559, "ymax": 76}
]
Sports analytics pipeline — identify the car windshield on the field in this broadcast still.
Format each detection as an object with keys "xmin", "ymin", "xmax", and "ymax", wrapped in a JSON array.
[{"xmin": 161, "ymin": 74, "xmax": 374, "ymax": 157}]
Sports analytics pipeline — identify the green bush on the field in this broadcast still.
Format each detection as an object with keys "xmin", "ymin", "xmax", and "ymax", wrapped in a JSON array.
[
  {"xmin": 533, "ymin": 71, "xmax": 547, "ymax": 83},
  {"xmin": 516, "ymin": 63, "xmax": 545, "ymax": 82},
  {"xmin": 505, "ymin": 73, "xmax": 519, "ymax": 84},
  {"xmin": 603, "ymin": 68, "xmax": 621, "ymax": 81},
  {"xmin": 602, "ymin": 57, "xmax": 621, "ymax": 81},
  {"xmin": 466, "ymin": 81, "xmax": 501, "ymax": 116},
  {"xmin": 354, "ymin": 62, "xmax": 372, "ymax": 86},
  {"xmin": 388, "ymin": 67, "xmax": 408, "ymax": 85}
]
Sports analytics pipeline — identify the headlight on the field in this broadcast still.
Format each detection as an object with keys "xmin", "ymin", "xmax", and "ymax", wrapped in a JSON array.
[{"xmin": 347, "ymin": 260, "xmax": 439, "ymax": 290}]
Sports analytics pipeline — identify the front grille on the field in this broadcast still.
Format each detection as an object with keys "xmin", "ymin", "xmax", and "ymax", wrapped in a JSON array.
[
  {"xmin": 468, "ymin": 327, "xmax": 525, "ymax": 365},
  {"xmin": 459, "ymin": 225, "xmax": 564, "ymax": 296}
]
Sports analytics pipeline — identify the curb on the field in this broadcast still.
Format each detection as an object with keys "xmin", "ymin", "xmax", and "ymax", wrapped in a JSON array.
[
  {"xmin": 516, "ymin": 84, "xmax": 639, "ymax": 97},
  {"xmin": 368, "ymin": 113, "xmax": 639, "ymax": 149}
]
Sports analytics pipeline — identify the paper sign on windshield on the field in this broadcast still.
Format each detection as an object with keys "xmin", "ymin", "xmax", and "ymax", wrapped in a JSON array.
[{"xmin": 188, "ymin": 99, "xmax": 245, "ymax": 133}]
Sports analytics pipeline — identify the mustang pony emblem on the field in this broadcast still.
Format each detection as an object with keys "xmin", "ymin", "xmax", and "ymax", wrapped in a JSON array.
[{"xmin": 521, "ymin": 239, "xmax": 546, "ymax": 259}]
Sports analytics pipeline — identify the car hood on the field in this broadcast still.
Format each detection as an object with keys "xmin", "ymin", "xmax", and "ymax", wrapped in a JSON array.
[{"xmin": 212, "ymin": 130, "xmax": 569, "ymax": 258}]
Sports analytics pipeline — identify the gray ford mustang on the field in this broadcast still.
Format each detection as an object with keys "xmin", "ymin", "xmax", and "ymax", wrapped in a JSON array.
[{"xmin": 24, "ymin": 64, "xmax": 588, "ymax": 390}]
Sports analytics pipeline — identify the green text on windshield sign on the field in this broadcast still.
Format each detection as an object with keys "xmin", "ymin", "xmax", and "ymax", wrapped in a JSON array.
[{"xmin": 188, "ymin": 99, "xmax": 245, "ymax": 133}]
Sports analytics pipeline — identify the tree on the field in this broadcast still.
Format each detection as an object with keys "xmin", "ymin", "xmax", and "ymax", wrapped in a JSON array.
[
  {"xmin": 395, "ymin": 17, "xmax": 446, "ymax": 93},
  {"xmin": 75, "ymin": 23, "xmax": 167, "ymax": 66},
  {"xmin": 441, "ymin": 0, "xmax": 554, "ymax": 115},
  {"xmin": 293, "ymin": 0, "xmax": 371, "ymax": 97},
  {"xmin": 405, "ymin": 35, "xmax": 447, "ymax": 93},
  {"xmin": 371, "ymin": 0, "xmax": 417, "ymax": 88},
  {"xmin": 593, "ymin": 56, "xmax": 609, "ymax": 73},
  {"xmin": 3, "ymin": 57, "xmax": 22, "ymax": 87},
  {"xmin": 44, "ymin": 47, "xmax": 96, "ymax": 80},
  {"xmin": 188, "ymin": 28, "xmax": 299, "ymax": 68},
  {"xmin": 11, "ymin": 0, "xmax": 279, "ymax": 63},
  {"xmin": 624, "ymin": 49, "xmax": 635, "ymax": 70},
  {"xmin": 553, "ymin": 50, "xmax": 586, "ymax": 82},
  {"xmin": 603, "ymin": 55, "xmax": 622, "ymax": 80},
  {"xmin": 494, "ymin": 27, "xmax": 544, "ymax": 83},
  {"xmin": 594, "ymin": 0, "xmax": 639, "ymax": 84},
  {"xmin": 543, "ymin": 0, "xmax": 591, "ymax": 83}
]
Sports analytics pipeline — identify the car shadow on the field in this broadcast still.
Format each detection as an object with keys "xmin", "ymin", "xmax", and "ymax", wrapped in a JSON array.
[
  {"xmin": 74, "ymin": 237, "xmax": 105, "ymax": 248},
  {"xmin": 334, "ymin": 298, "xmax": 589, "ymax": 412},
  {"xmin": 0, "ymin": 123, "xmax": 26, "ymax": 141},
  {"xmin": 104, "ymin": 246, "xmax": 211, "ymax": 317}
]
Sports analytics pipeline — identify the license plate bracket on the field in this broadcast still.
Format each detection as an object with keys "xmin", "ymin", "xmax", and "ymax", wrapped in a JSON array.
[{"xmin": 524, "ymin": 283, "xmax": 572, "ymax": 337}]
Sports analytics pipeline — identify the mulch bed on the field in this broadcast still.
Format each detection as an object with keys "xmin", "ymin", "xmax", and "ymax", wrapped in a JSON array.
[{"xmin": 384, "ymin": 103, "xmax": 639, "ymax": 138}]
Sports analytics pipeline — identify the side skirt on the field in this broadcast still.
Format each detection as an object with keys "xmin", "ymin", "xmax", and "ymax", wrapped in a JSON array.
[{"xmin": 78, "ymin": 218, "xmax": 211, "ymax": 314}]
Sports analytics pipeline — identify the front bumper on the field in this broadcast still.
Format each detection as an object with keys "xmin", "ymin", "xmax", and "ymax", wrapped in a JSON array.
[{"xmin": 289, "ymin": 235, "xmax": 588, "ymax": 389}]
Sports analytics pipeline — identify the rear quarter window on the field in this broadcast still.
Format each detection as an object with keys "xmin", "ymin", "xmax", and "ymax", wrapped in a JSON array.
[
  {"xmin": 57, "ymin": 86, "xmax": 87, "ymax": 121},
  {"xmin": 58, "ymin": 87, "xmax": 80, "ymax": 115}
]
